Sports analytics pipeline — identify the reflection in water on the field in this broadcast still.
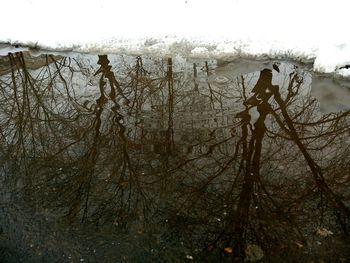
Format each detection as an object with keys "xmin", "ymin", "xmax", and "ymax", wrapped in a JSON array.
[{"xmin": 0, "ymin": 52, "xmax": 349, "ymax": 262}]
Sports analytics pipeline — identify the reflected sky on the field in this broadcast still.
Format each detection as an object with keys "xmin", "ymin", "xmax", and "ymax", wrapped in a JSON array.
[{"xmin": 0, "ymin": 52, "xmax": 349, "ymax": 262}]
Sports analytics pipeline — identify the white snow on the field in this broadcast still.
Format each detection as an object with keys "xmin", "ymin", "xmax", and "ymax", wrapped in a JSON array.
[{"xmin": 0, "ymin": 0, "xmax": 350, "ymax": 77}]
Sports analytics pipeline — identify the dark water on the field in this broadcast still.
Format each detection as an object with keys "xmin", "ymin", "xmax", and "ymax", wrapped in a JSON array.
[{"xmin": 0, "ymin": 52, "xmax": 349, "ymax": 262}]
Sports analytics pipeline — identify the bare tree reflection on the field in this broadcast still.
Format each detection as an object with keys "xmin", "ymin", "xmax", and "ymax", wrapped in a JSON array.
[{"xmin": 0, "ymin": 52, "xmax": 349, "ymax": 262}]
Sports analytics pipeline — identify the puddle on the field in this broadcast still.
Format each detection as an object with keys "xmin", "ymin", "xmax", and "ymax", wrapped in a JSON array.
[{"xmin": 0, "ymin": 52, "xmax": 349, "ymax": 262}]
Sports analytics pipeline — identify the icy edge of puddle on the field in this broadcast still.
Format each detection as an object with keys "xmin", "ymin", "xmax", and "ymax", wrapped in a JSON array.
[{"xmin": 1, "ymin": 38, "xmax": 349, "ymax": 78}]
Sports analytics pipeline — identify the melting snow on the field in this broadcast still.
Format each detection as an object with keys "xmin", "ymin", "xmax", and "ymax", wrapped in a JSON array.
[{"xmin": 0, "ymin": 0, "xmax": 350, "ymax": 78}]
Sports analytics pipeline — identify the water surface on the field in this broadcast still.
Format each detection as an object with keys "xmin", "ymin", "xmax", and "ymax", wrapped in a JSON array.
[{"xmin": 0, "ymin": 52, "xmax": 349, "ymax": 262}]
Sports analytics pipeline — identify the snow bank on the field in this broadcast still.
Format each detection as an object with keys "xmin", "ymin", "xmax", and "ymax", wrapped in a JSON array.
[{"xmin": 0, "ymin": 0, "xmax": 350, "ymax": 77}]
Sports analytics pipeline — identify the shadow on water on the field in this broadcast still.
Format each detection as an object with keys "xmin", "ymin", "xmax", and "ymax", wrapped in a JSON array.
[{"xmin": 0, "ymin": 52, "xmax": 349, "ymax": 262}]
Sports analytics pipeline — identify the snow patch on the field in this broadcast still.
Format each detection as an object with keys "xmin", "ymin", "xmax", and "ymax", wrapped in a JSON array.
[{"xmin": 0, "ymin": 0, "xmax": 350, "ymax": 77}]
